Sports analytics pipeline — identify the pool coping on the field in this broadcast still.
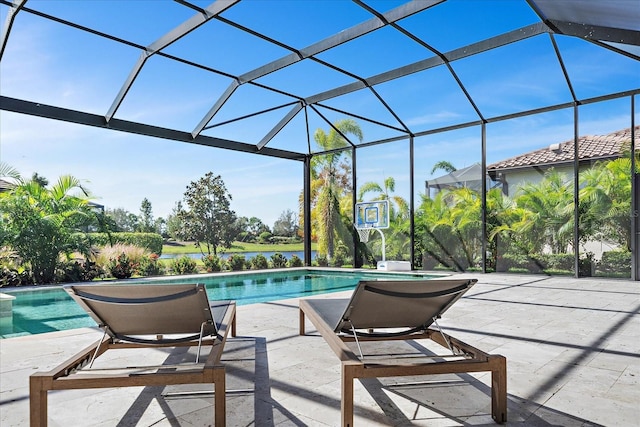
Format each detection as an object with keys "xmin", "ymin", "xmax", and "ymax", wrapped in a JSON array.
[{"xmin": 0, "ymin": 267, "xmax": 443, "ymax": 294}]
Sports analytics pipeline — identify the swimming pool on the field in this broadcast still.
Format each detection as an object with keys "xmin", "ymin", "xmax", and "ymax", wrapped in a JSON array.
[{"xmin": 0, "ymin": 269, "xmax": 434, "ymax": 339}]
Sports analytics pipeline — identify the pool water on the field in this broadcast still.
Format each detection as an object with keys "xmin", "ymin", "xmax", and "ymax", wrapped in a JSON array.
[{"xmin": 0, "ymin": 270, "xmax": 432, "ymax": 339}]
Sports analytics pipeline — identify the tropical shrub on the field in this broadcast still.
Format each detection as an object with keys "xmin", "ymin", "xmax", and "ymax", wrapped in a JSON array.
[
  {"xmin": 331, "ymin": 252, "xmax": 345, "ymax": 267},
  {"xmin": 250, "ymin": 254, "xmax": 269, "ymax": 270},
  {"xmin": 202, "ymin": 254, "xmax": 223, "ymax": 272},
  {"xmin": 0, "ymin": 175, "xmax": 97, "ymax": 284},
  {"xmin": 539, "ymin": 253, "xmax": 574, "ymax": 271},
  {"xmin": 0, "ymin": 247, "xmax": 30, "ymax": 287},
  {"xmin": 315, "ymin": 254, "xmax": 328, "ymax": 267},
  {"xmin": 0, "ymin": 266, "xmax": 23, "ymax": 287},
  {"xmin": 227, "ymin": 254, "xmax": 246, "ymax": 271},
  {"xmin": 258, "ymin": 231, "xmax": 273, "ymax": 243},
  {"xmin": 57, "ymin": 258, "xmax": 103, "ymax": 283},
  {"xmin": 136, "ymin": 253, "xmax": 164, "ymax": 277},
  {"xmin": 332, "ymin": 244, "xmax": 350, "ymax": 267},
  {"xmin": 169, "ymin": 255, "xmax": 198, "ymax": 275},
  {"xmin": 107, "ymin": 252, "xmax": 137, "ymax": 279},
  {"xmin": 270, "ymin": 252, "xmax": 287, "ymax": 268},
  {"xmin": 288, "ymin": 254, "xmax": 303, "ymax": 267}
]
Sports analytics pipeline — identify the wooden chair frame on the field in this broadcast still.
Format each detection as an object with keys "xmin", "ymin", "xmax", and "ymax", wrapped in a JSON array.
[
  {"xmin": 29, "ymin": 285, "xmax": 236, "ymax": 427},
  {"xmin": 299, "ymin": 295, "xmax": 506, "ymax": 426}
]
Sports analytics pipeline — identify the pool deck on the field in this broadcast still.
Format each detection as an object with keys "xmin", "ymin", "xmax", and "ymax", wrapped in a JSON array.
[{"xmin": 1, "ymin": 272, "xmax": 638, "ymax": 426}]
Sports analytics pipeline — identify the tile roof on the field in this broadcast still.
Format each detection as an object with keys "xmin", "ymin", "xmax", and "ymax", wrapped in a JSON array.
[{"xmin": 488, "ymin": 126, "xmax": 640, "ymax": 171}]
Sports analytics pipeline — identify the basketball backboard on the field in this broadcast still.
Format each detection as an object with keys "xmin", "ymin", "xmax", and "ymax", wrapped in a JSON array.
[{"xmin": 355, "ymin": 200, "xmax": 389, "ymax": 229}]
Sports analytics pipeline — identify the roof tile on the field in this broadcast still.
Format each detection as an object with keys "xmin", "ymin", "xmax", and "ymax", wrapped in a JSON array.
[{"xmin": 488, "ymin": 126, "xmax": 640, "ymax": 170}]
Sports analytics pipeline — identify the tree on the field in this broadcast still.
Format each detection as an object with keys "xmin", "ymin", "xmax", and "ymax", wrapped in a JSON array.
[
  {"xmin": 165, "ymin": 201, "xmax": 185, "ymax": 240},
  {"xmin": 154, "ymin": 217, "xmax": 167, "ymax": 237},
  {"xmin": 137, "ymin": 198, "xmax": 156, "ymax": 233},
  {"xmin": 106, "ymin": 207, "xmax": 139, "ymax": 232},
  {"xmin": 0, "ymin": 162, "xmax": 21, "ymax": 182},
  {"xmin": 234, "ymin": 216, "xmax": 250, "ymax": 241},
  {"xmin": 0, "ymin": 162, "xmax": 22, "ymax": 246},
  {"xmin": 31, "ymin": 172, "xmax": 49, "ymax": 187},
  {"xmin": 579, "ymin": 158, "xmax": 634, "ymax": 250},
  {"xmin": 234, "ymin": 216, "xmax": 269, "ymax": 242},
  {"xmin": 514, "ymin": 169, "xmax": 574, "ymax": 254},
  {"xmin": 358, "ymin": 177, "xmax": 409, "ymax": 223},
  {"xmin": 309, "ymin": 119, "xmax": 362, "ymax": 260},
  {"xmin": 0, "ymin": 174, "xmax": 95, "ymax": 284},
  {"xmin": 273, "ymin": 209, "xmax": 298, "ymax": 237},
  {"xmin": 177, "ymin": 172, "xmax": 238, "ymax": 255},
  {"xmin": 415, "ymin": 188, "xmax": 479, "ymax": 270},
  {"xmin": 430, "ymin": 161, "xmax": 457, "ymax": 175},
  {"xmin": 247, "ymin": 217, "xmax": 270, "ymax": 239}
]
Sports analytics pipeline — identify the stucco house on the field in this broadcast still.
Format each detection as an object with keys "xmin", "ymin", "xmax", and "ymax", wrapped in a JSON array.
[
  {"xmin": 487, "ymin": 126, "xmax": 640, "ymax": 197},
  {"xmin": 424, "ymin": 163, "xmax": 497, "ymax": 199}
]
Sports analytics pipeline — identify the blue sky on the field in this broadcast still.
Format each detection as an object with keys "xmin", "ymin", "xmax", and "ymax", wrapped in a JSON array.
[{"xmin": 1, "ymin": 1, "xmax": 638, "ymax": 227}]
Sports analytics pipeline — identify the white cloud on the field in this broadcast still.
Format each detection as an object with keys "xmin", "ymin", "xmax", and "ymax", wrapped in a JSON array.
[{"xmin": 405, "ymin": 110, "xmax": 462, "ymax": 126}]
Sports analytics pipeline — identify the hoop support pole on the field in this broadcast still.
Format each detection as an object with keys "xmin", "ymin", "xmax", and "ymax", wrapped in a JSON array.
[{"xmin": 375, "ymin": 228, "xmax": 386, "ymax": 261}]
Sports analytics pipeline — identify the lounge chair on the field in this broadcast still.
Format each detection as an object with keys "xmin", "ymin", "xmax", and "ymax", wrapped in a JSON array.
[
  {"xmin": 29, "ymin": 283, "xmax": 236, "ymax": 427},
  {"xmin": 299, "ymin": 278, "xmax": 507, "ymax": 426}
]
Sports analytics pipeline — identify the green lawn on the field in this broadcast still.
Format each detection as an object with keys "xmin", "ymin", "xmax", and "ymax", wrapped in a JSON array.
[{"xmin": 162, "ymin": 241, "xmax": 315, "ymax": 255}]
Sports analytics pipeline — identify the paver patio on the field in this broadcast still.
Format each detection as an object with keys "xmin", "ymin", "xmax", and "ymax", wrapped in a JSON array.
[{"xmin": 1, "ymin": 273, "xmax": 638, "ymax": 426}]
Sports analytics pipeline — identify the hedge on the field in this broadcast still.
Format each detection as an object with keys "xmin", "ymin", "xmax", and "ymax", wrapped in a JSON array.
[
  {"xmin": 86, "ymin": 232, "xmax": 163, "ymax": 255},
  {"xmin": 497, "ymin": 252, "xmax": 574, "ymax": 273},
  {"xmin": 599, "ymin": 250, "xmax": 631, "ymax": 274}
]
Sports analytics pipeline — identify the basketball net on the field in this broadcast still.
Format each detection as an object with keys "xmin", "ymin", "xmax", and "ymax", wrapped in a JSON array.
[{"xmin": 355, "ymin": 226, "xmax": 372, "ymax": 243}]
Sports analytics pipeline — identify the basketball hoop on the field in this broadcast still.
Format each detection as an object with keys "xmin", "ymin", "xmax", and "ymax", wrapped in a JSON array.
[
  {"xmin": 354, "ymin": 200, "xmax": 388, "ymax": 260},
  {"xmin": 356, "ymin": 226, "xmax": 371, "ymax": 243}
]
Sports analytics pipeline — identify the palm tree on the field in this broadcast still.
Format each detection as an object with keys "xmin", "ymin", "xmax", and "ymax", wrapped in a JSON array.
[
  {"xmin": 0, "ymin": 162, "xmax": 22, "ymax": 182},
  {"xmin": 430, "ymin": 161, "xmax": 457, "ymax": 175},
  {"xmin": 358, "ymin": 177, "xmax": 409, "ymax": 221},
  {"xmin": 514, "ymin": 168, "xmax": 574, "ymax": 254},
  {"xmin": 415, "ymin": 190, "xmax": 466, "ymax": 270},
  {"xmin": 580, "ymin": 158, "xmax": 634, "ymax": 250},
  {"xmin": 0, "ymin": 174, "xmax": 95, "ymax": 284},
  {"xmin": 309, "ymin": 119, "xmax": 363, "ymax": 260},
  {"xmin": 358, "ymin": 177, "xmax": 410, "ymax": 259},
  {"xmin": 447, "ymin": 187, "xmax": 483, "ymax": 267}
]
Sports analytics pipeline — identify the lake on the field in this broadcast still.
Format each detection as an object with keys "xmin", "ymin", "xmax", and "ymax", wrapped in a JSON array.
[{"xmin": 160, "ymin": 251, "xmax": 316, "ymax": 260}]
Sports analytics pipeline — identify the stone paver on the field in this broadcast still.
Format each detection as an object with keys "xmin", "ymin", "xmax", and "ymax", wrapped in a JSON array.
[{"xmin": 1, "ymin": 273, "xmax": 638, "ymax": 426}]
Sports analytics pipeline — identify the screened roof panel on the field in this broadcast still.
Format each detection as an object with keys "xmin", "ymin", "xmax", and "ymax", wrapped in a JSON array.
[
  {"xmin": 397, "ymin": 0, "xmax": 540, "ymax": 53},
  {"xmin": 261, "ymin": 113, "xmax": 311, "ymax": 154},
  {"xmin": 205, "ymin": 83, "xmax": 299, "ymax": 127},
  {"xmin": 219, "ymin": 0, "xmax": 371, "ymax": 48},
  {"xmin": 451, "ymin": 34, "xmax": 574, "ymax": 118},
  {"xmin": 161, "ymin": 17, "xmax": 291, "ymax": 76},
  {"xmin": 604, "ymin": 42, "xmax": 640, "ymax": 59},
  {"xmin": 200, "ymin": 104, "xmax": 295, "ymax": 147},
  {"xmin": 1, "ymin": 0, "xmax": 638, "ymax": 161},
  {"xmin": 314, "ymin": 25, "xmax": 432, "ymax": 77},
  {"xmin": 254, "ymin": 58, "xmax": 359, "ymax": 99},
  {"xmin": 554, "ymin": 35, "xmax": 640, "ymax": 100},
  {"xmin": 534, "ymin": 0, "xmax": 640, "ymax": 33},
  {"xmin": 16, "ymin": 0, "xmax": 193, "ymax": 45},
  {"xmin": 317, "ymin": 87, "xmax": 408, "ymax": 134},
  {"xmin": 313, "ymin": 104, "xmax": 407, "ymax": 144},
  {"xmin": 373, "ymin": 65, "xmax": 481, "ymax": 133},
  {"xmin": 0, "ymin": 11, "xmax": 138, "ymax": 114},
  {"xmin": 113, "ymin": 54, "xmax": 235, "ymax": 131}
]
